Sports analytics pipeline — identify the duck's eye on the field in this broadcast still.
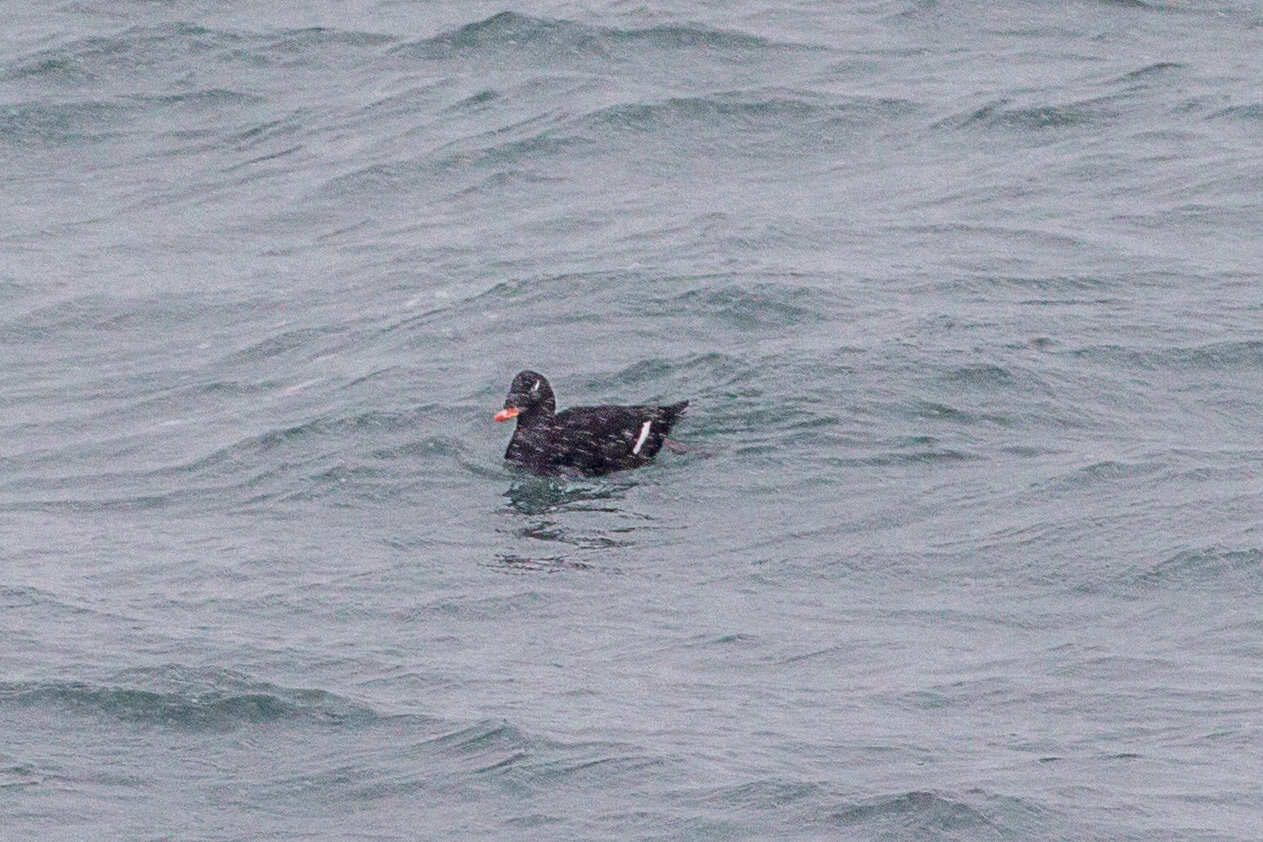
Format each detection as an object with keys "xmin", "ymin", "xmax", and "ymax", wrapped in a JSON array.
[{"xmin": 530, "ymin": 379, "xmax": 540, "ymax": 394}]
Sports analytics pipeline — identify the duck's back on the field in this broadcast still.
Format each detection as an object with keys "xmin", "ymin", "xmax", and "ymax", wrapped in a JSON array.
[{"xmin": 507, "ymin": 401, "xmax": 687, "ymax": 476}]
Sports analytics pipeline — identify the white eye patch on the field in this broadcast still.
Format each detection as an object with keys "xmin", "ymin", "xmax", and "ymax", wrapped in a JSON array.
[{"xmin": 530, "ymin": 379, "xmax": 540, "ymax": 394}]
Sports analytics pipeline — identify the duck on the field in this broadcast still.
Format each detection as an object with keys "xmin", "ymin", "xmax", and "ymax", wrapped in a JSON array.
[{"xmin": 493, "ymin": 370, "xmax": 688, "ymax": 477}]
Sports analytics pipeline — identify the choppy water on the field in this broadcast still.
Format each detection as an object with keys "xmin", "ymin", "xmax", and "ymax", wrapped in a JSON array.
[{"xmin": 3, "ymin": 1, "xmax": 1263, "ymax": 839}]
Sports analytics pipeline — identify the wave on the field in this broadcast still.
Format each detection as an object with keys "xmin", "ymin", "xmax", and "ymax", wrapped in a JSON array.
[
  {"xmin": 3, "ymin": 23, "xmax": 396, "ymax": 85},
  {"xmin": 660, "ymin": 281, "xmax": 837, "ymax": 330},
  {"xmin": 1113, "ymin": 61, "xmax": 1187, "ymax": 85},
  {"xmin": 0, "ymin": 401, "xmax": 473, "ymax": 514},
  {"xmin": 584, "ymin": 91, "xmax": 917, "ymax": 135},
  {"xmin": 1069, "ymin": 340, "xmax": 1263, "ymax": 372},
  {"xmin": 833, "ymin": 790, "xmax": 1048, "ymax": 840},
  {"xmin": 0, "ymin": 667, "xmax": 379, "ymax": 731},
  {"xmin": 0, "ymin": 90, "xmax": 267, "ymax": 151},
  {"xmin": 0, "ymin": 99, "xmax": 137, "ymax": 146},
  {"xmin": 403, "ymin": 719, "xmax": 663, "ymax": 794},
  {"xmin": 390, "ymin": 11, "xmax": 807, "ymax": 63},
  {"xmin": 313, "ymin": 87, "xmax": 918, "ymax": 205},
  {"xmin": 2, "ymin": 24, "xmax": 245, "ymax": 84},
  {"xmin": 935, "ymin": 97, "xmax": 1116, "ymax": 134},
  {"xmin": 1214, "ymin": 103, "xmax": 1263, "ymax": 122},
  {"xmin": 1129, "ymin": 546, "xmax": 1263, "ymax": 592}
]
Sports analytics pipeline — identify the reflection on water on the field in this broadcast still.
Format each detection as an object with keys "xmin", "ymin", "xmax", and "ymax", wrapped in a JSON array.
[
  {"xmin": 501, "ymin": 478, "xmax": 638, "ymax": 516},
  {"xmin": 517, "ymin": 520, "xmax": 634, "ymax": 549},
  {"xmin": 496, "ymin": 478, "xmax": 652, "ymax": 572},
  {"xmin": 486, "ymin": 553, "xmax": 600, "ymax": 574}
]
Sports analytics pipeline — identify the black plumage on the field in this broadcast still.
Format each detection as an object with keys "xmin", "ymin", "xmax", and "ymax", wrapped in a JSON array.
[{"xmin": 493, "ymin": 370, "xmax": 688, "ymax": 477}]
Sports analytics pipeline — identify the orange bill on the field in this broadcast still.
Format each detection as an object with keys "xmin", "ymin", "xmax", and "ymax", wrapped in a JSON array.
[{"xmin": 493, "ymin": 407, "xmax": 520, "ymax": 422}]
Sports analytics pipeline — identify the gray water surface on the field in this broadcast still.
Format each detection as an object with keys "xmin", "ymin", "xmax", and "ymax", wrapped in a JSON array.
[{"xmin": 3, "ymin": 1, "xmax": 1262, "ymax": 840}]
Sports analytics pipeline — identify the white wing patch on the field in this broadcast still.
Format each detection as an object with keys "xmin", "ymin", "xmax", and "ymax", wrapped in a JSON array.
[{"xmin": 631, "ymin": 420, "xmax": 652, "ymax": 455}]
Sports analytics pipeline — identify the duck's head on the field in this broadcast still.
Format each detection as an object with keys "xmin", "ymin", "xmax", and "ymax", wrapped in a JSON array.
[{"xmin": 493, "ymin": 370, "xmax": 556, "ymax": 422}]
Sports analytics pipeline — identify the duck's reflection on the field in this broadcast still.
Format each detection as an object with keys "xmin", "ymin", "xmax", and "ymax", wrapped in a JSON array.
[
  {"xmin": 492, "ymin": 478, "xmax": 652, "ymax": 573},
  {"xmin": 501, "ymin": 477, "xmax": 637, "ymax": 516},
  {"xmin": 488, "ymin": 553, "xmax": 599, "ymax": 574}
]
